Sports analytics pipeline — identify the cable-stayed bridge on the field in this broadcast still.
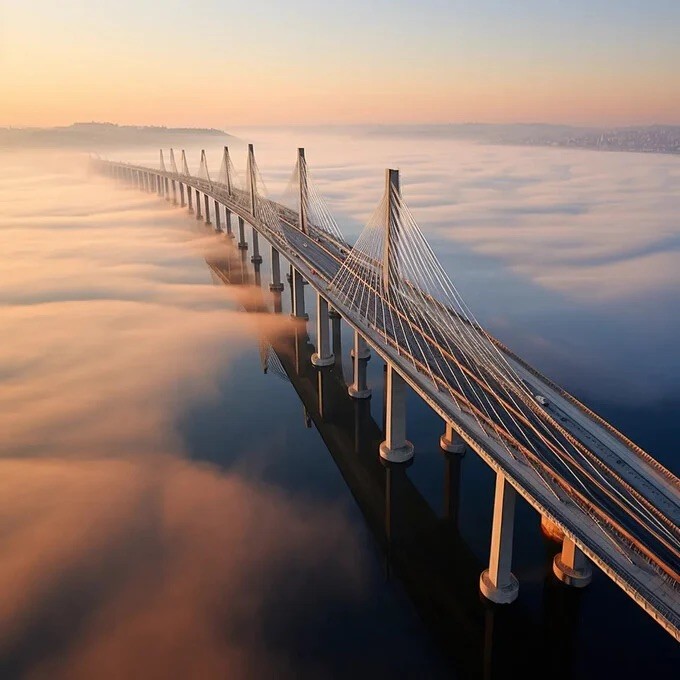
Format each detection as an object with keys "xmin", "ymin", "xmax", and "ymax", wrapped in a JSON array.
[{"xmin": 92, "ymin": 145, "xmax": 680, "ymax": 640}]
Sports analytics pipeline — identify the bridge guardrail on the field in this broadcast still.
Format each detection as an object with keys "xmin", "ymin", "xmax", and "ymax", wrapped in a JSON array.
[{"xmin": 487, "ymin": 335, "xmax": 679, "ymax": 488}]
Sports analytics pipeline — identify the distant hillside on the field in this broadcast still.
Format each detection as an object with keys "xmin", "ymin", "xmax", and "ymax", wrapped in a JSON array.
[{"xmin": 0, "ymin": 122, "xmax": 235, "ymax": 149}]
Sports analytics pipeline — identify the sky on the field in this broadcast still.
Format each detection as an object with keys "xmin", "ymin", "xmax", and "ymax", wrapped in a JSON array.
[{"xmin": 1, "ymin": 0, "xmax": 679, "ymax": 127}]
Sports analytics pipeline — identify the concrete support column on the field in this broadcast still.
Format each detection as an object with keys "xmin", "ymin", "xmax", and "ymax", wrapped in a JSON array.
[
  {"xmin": 179, "ymin": 183, "xmax": 186, "ymax": 207},
  {"xmin": 269, "ymin": 246, "xmax": 284, "ymax": 292},
  {"xmin": 164, "ymin": 177, "xmax": 170, "ymax": 200},
  {"xmin": 251, "ymin": 228, "xmax": 262, "ymax": 264},
  {"xmin": 440, "ymin": 422, "xmax": 466, "ymax": 454},
  {"xmin": 195, "ymin": 189, "xmax": 202, "ymax": 221},
  {"xmin": 292, "ymin": 268, "xmax": 307, "ymax": 319},
  {"xmin": 349, "ymin": 330, "xmax": 371, "ymax": 399},
  {"xmin": 480, "ymin": 473, "xmax": 519, "ymax": 604},
  {"xmin": 312, "ymin": 294, "xmax": 334, "ymax": 367},
  {"xmin": 330, "ymin": 310, "xmax": 342, "ymax": 361},
  {"xmin": 351, "ymin": 331, "xmax": 370, "ymax": 360},
  {"xmin": 237, "ymin": 217, "xmax": 247, "ymax": 250},
  {"xmin": 204, "ymin": 194, "xmax": 211, "ymax": 225},
  {"xmin": 213, "ymin": 200, "xmax": 221, "ymax": 232},
  {"xmin": 225, "ymin": 209, "xmax": 234, "ymax": 238},
  {"xmin": 186, "ymin": 185, "xmax": 193, "ymax": 213},
  {"xmin": 379, "ymin": 365, "xmax": 414, "ymax": 463},
  {"xmin": 553, "ymin": 537, "xmax": 592, "ymax": 587},
  {"xmin": 156, "ymin": 175, "xmax": 162, "ymax": 196},
  {"xmin": 171, "ymin": 180, "xmax": 177, "ymax": 205}
]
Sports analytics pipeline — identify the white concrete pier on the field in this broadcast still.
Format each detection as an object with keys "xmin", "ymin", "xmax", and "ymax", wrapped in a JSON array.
[
  {"xmin": 237, "ymin": 216, "xmax": 247, "ymax": 250},
  {"xmin": 379, "ymin": 365, "xmax": 414, "ymax": 463},
  {"xmin": 292, "ymin": 268, "xmax": 307, "ymax": 319},
  {"xmin": 224, "ymin": 207, "xmax": 234, "ymax": 238},
  {"xmin": 440, "ymin": 422, "xmax": 466, "ymax": 454},
  {"xmin": 269, "ymin": 246, "xmax": 284, "ymax": 292},
  {"xmin": 203, "ymin": 194, "xmax": 211, "ymax": 225},
  {"xmin": 349, "ymin": 330, "xmax": 371, "ymax": 399},
  {"xmin": 311, "ymin": 294, "xmax": 334, "ymax": 367},
  {"xmin": 195, "ymin": 189, "xmax": 202, "ymax": 221},
  {"xmin": 213, "ymin": 199, "xmax": 221, "ymax": 231},
  {"xmin": 480, "ymin": 473, "xmax": 519, "ymax": 604},
  {"xmin": 251, "ymin": 228, "xmax": 263, "ymax": 264},
  {"xmin": 554, "ymin": 536, "xmax": 593, "ymax": 587}
]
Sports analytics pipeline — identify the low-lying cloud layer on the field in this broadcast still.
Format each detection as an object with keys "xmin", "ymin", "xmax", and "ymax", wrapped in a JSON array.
[
  {"xmin": 221, "ymin": 128, "xmax": 680, "ymax": 304},
  {"xmin": 0, "ymin": 151, "xmax": 364, "ymax": 678}
]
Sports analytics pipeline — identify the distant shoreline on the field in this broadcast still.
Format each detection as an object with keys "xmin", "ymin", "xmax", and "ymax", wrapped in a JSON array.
[
  {"xmin": 1, "ymin": 122, "xmax": 678, "ymax": 156},
  {"xmin": 0, "ymin": 123, "xmax": 234, "ymax": 150}
]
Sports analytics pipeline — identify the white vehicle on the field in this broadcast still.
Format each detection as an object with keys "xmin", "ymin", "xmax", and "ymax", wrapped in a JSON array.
[{"xmin": 534, "ymin": 394, "xmax": 549, "ymax": 406}]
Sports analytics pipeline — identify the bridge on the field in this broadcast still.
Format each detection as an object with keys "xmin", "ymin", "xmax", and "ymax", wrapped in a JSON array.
[
  {"xmin": 205, "ymin": 246, "xmax": 584, "ymax": 677},
  {"xmin": 91, "ymin": 145, "xmax": 680, "ymax": 641}
]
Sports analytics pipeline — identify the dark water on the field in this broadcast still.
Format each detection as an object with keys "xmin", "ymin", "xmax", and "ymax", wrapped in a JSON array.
[
  {"xmin": 178, "ymin": 244, "xmax": 679, "ymax": 678},
  {"xmin": 0, "ymin": 139, "xmax": 678, "ymax": 678}
]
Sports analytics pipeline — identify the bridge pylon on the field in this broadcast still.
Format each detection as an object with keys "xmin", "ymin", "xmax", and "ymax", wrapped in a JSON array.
[
  {"xmin": 383, "ymin": 168, "xmax": 401, "ymax": 290},
  {"xmin": 218, "ymin": 146, "xmax": 235, "ymax": 237},
  {"xmin": 180, "ymin": 149, "xmax": 190, "ymax": 177},
  {"xmin": 169, "ymin": 148, "xmax": 179, "ymax": 175},
  {"xmin": 297, "ymin": 148, "xmax": 308, "ymax": 235},
  {"xmin": 199, "ymin": 149, "xmax": 212, "ymax": 189},
  {"xmin": 219, "ymin": 146, "xmax": 233, "ymax": 195},
  {"xmin": 378, "ymin": 169, "xmax": 414, "ymax": 463},
  {"xmin": 246, "ymin": 144, "xmax": 257, "ymax": 216}
]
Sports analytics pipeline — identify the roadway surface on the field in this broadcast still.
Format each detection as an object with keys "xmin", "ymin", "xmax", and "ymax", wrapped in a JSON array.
[{"xmin": 98, "ymin": 161, "xmax": 680, "ymax": 639}]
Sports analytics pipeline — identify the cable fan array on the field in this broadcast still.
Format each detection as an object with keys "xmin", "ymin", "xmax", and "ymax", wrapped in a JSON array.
[
  {"xmin": 327, "ymin": 177, "xmax": 680, "ymax": 578},
  {"xmin": 197, "ymin": 150, "xmax": 212, "ymax": 188},
  {"xmin": 243, "ymin": 148, "xmax": 286, "ymax": 242},
  {"xmin": 280, "ymin": 152, "xmax": 348, "ymax": 248},
  {"xmin": 93, "ymin": 150, "xmax": 680, "ymax": 590},
  {"xmin": 169, "ymin": 149, "xmax": 179, "ymax": 175}
]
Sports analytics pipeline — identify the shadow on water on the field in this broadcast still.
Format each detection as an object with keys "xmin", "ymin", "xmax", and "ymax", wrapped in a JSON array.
[{"xmin": 203, "ymin": 241, "xmax": 589, "ymax": 679}]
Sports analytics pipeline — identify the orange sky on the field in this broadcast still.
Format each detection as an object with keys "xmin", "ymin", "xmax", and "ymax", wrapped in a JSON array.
[{"xmin": 1, "ymin": 1, "xmax": 679, "ymax": 127}]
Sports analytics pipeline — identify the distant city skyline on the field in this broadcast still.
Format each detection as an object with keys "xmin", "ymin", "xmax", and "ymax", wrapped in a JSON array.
[{"xmin": 2, "ymin": 0, "xmax": 679, "ymax": 127}]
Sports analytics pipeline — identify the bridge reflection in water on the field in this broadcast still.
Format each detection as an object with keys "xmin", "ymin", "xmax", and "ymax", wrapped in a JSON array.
[{"xmin": 206, "ymin": 242, "xmax": 583, "ymax": 679}]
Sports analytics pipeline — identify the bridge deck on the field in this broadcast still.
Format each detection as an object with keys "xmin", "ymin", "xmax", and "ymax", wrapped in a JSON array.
[{"xmin": 99, "ymin": 161, "xmax": 680, "ymax": 639}]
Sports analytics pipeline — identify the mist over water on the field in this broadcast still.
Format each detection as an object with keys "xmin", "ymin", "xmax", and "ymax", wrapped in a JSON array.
[{"xmin": 1, "ymin": 129, "xmax": 678, "ymax": 677}]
